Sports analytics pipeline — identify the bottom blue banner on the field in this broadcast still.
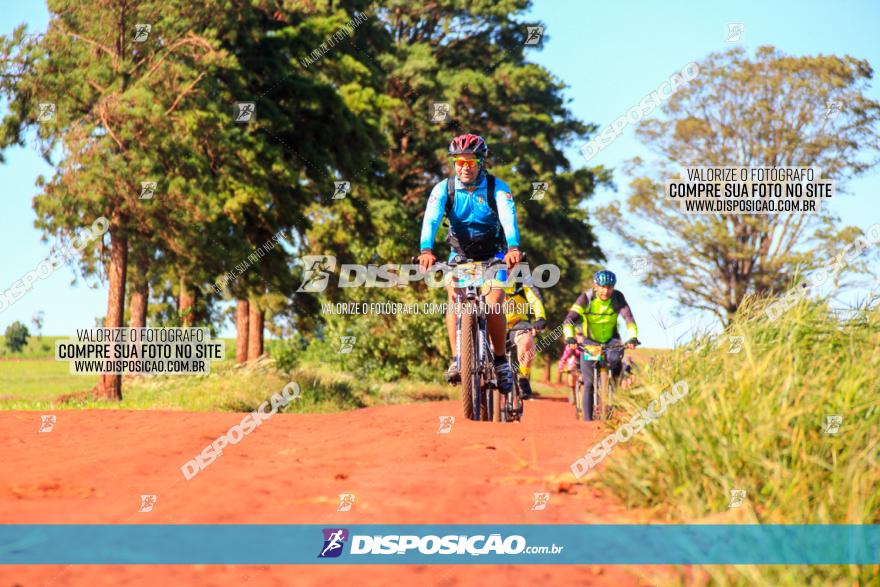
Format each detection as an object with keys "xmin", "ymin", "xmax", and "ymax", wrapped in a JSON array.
[{"xmin": 0, "ymin": 525, "xmax": 878, "ymax": 564}]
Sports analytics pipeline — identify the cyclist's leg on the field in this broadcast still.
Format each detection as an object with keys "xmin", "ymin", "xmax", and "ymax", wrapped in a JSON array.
[
  {"xmin": 445, "ymin": 283, "xmax": 457, "ymax": 353},
  {"xmin": 444, "ymin": 272, "xmax": 463, "ymax": 382},
  {"xmin": 484, "ymin": 249, "xmax": 508, "ymax": 358},
  {"xmin": 485, "ymin": 286, "xmax": 506, "ymax": 358},
  {"xmin": 515, "ymin": 329, "xmax": 535, "ymax": 396},
  {"xmin": 485, "ymin": 286, "xmax": 514, "ymax": 392},
  {"xmin": 515, "ymin": 330, "xmax": 535, "ymax": 376}
]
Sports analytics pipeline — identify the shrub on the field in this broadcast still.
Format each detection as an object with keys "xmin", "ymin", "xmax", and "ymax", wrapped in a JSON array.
[{"xmin": 4, "ymin": 321, "xmax": 30, "ymax": 353}]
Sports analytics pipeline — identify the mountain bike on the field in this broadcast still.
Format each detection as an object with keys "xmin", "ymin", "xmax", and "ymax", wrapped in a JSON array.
[
  {"xmin": 430, "ymin": 257, "xmax": 507, "ymax": 422},
  {"xmin": 574, "ymin": 340, "xmax": 633, "ymax": 421},
  {"xmin": 503, "ymin": 321, "xmax": 534, "ymax": 422}
]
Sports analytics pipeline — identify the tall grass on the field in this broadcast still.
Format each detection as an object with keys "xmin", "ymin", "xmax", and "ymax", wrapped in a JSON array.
[{"xmin": 595, "ymin": 296, "xmax": 879, "ymax": 586}]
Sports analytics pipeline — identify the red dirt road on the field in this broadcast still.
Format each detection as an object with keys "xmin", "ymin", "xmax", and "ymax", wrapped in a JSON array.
[{"xmin": 0, "ymin": 396, "xmax": 670, "ymax": 586}]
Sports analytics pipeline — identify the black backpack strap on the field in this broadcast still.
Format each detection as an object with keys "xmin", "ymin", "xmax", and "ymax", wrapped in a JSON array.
[
  {"xmin": 485, "ymin": 174, "xmax": 508, "ymax": 250},
  {"xmin": 487, "ymin": 174, "xmax": 497, "ymax": 215},
  {"xmin": 583, "ymin": 288, "xmax": 594, "ymax": 313},
  {"xmin": 445, "ymin": 176, "xmax": 455, "ymax": 217},
  {"xmin": 610, "ymin": 290, "xmax": 625, "ymax": 313}
]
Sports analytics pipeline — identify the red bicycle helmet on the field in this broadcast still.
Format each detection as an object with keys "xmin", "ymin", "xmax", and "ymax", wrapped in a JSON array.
[{"xmin": 448, "ymin": 133, "xmax": 489, "ymax": 157}]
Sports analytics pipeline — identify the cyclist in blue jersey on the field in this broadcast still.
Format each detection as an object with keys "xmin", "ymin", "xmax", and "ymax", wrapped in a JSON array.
[{"xmin": 417, "ymin": 134, "xmax": 522, "ymax": 393}]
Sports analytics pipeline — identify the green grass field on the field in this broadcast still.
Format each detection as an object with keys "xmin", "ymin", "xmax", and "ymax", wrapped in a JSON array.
[
  {"xmin": 0, "ymin": 359, "xmax": 88, "ymax": 401},
  {"xmin": 0, "ymin": 335, "xmax": 63, "ymax": 359},
  {"xmin": 0, "ymin": 342, "xmax": 665, "ymax": 411},
  {"xmin": 0, "ymin": 353, "xmax": 456, "ymax": 412}
]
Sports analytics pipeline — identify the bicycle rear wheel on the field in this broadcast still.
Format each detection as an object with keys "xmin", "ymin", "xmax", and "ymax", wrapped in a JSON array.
[
  {"xmin": 606, "ymin": 371, "xmax": 616, "ymax": 420},
  {"xmin": 492, "ymin": 386, "xmax": 502, "ymax": 422},
  {"xmin": 513, "ymin": 378, "xmax": 523, "ymax": 421},
  {"xmin": 503, "ymin": 377, "xmax": 522, "ymax": 422}
]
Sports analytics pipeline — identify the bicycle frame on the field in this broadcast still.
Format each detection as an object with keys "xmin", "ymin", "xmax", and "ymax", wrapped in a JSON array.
[
  {"xmin": 577, "ymin": 341, "xmax": 627, "ymax": 421},
  {"xmin": 435, "ymin": 258, "xmax": 505, "ymax": 421}
]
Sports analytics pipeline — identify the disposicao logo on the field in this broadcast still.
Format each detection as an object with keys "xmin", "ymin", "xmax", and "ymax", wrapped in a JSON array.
[{"xmin": 318, "ymin": 528, "xmax": 349, "ymax": 558}]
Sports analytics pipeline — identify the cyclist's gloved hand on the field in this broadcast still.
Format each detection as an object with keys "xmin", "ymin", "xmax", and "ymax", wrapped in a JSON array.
[
  {"xmin": 533, "ymin": 318, "xmax": 546, "ymax": 331},
  {"xmin": 625, "ymin": 337, "xmax": 641, "ymax": 349},
  {"xmin": 503, "ymin": 247, "xmax": 521, "ymax": 269},
  {"xmin": 566, "ymin": 337, "xmax": 577, "ymax": 350},
  {"xmin": 418, "ymin": 249, "xmax": 437, "ymax": 272}
]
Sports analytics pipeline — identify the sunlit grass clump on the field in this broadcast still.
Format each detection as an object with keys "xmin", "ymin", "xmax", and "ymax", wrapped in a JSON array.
[
  {"xmin": 602, "ymin": 296, "xmax": 879, "ymax": 522},
  {"xmin": 597, "ymin": 296, "xmax": 879, "ymax": 585}
]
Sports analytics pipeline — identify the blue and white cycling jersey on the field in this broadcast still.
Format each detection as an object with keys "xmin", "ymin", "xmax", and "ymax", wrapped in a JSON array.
[{"xmin": 419, "ymin": 173, "xmax": 521, "ymax": 253}]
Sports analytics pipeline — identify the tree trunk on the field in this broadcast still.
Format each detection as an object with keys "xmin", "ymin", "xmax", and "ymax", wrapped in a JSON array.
[
  {"xmin": 130, "ymin": 287, "xmax": 148, "ymax": 328},
  {"xmin": 543, "ymin": 352, "xmax": 551, "ymax": 383},
  {"xmin": 179, "ymin": 275, "xmax": 195, "ymax": 327},
  {"xmin": 94, "ymin": 225, "xmax": 128, "ymax": 401},
  {"xmin": 236, "ymin": 299, "xmax": 250, "ymax": 364},
  {"xmin": 129, "ymin": 255, "xmax": 149, "ymax": 329},
  {"xmin": 247, "ymin": 299, "xmax": 264, "ymax": 361}
]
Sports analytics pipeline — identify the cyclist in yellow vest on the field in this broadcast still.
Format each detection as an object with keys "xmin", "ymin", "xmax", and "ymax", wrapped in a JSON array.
[
  {"xmin": 563, "ymin": 269, "xmax": 640, "ymax": 420},
  {"xmin": 503, "ymin": 277, "xmax": 547, "ymax": 398}
]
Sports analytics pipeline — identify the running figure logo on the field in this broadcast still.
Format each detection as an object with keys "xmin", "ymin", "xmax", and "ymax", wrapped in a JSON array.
[
  {"xmin": 726, "ymin": 23, "xmax": 744, "ymax": 42},
  {"xmin": 630, "ymin": 256, "xmax": 649, "ymax": 277},
  {"xmin": 437, "ymin": 416, "xmax": 455, "ymax": 434},
  {"xmin": 38, "ymin": 103, "xmax": 56, "ymax": 122},
  {"xmin": 823, "ymin": 415, "xmax": 842, "ymax": 435},
  {"xmin": 337, "ymin": 493, "xmax": 356, "ymax": 512},
  {"xmin": 318, "ymin": 528, "xmax": 349, "ymax": 558},
  {"xmin": 524, "ymin": 26, "xmax": 544, "ymax": 46},
  {"xmin": 727, "ymin": 489, "xmax": 746, "ymax": 509},
  {"xmin": 234, "ymin": 102, "xmax": 256, "ymax": 123},
  {"xmin": 825, "ymin": 100, "xmax": 842, "ymax": 120},
  {"xmin": 727, "ymin": 335, "xmax": 743, "ymax": 354},
  {"xmin": 530, "ymin": 182, "xmax": 548, "ymax": 200},
  {"xmin": 332, "ymin": 181, "xmax": 351, "ymax": 200},
  {"xmin": 297, "ymin": 255, "xmax": 336, "ymax": 293},
  {"xmin": 38, "ymin": 415, "xmax": 56, "ymax": 433},
  {"xmin": 430, "ymin": 102, "xmax": 450, "ymax": 123},
  {"xmin": 530, "ymin": 492, "xmax": 550, "ymax": 511},
  {"xmin": 140, "ymin": 181, "xmax": 157, "ymax": 200},
  {"xmin": 133, "ymin": 24, "xmax": 151, "ymax": 43},
  {"xmin": 138, "ymin": 494, "xmax": 157, "ymax": 512},
  {"xmin": 338, "ymin": 336, "xmax": 356, "ymax": 354}
]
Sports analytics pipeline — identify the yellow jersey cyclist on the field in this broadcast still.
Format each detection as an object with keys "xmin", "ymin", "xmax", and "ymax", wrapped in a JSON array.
[
  {"xmin": 503, "ymin": 276, "xmax": 547, "ymax": 399},
  {"xmin": 557, "ymin": 326, "xmax": 584, "ymax": 403},
  {"xmin": 417, "ymin": 133, "xmax": 522, "ymax": 393},
  {"xmin": 563, "ymin": 269, "xmax": 640, "ymax": 420}
]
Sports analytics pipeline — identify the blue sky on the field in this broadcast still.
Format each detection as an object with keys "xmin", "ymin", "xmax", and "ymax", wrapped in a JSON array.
[{"xmin": 1, "ymin": 1, "xmax": 879, "ymax": 345}]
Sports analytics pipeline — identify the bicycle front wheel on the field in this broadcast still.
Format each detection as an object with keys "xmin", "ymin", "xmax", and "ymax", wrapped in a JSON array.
[
  {"xmin": 595, "ymin": 368, "xmax": 611, "ymax": 420},
  {"xmin": 460, "ymin": 310, "xmax": 479, "ymax": 421}
]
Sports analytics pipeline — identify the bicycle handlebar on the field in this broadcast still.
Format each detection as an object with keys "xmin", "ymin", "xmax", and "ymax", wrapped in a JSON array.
[
  {"xmin": 574, "ymin": 340, "xmax": 636, "ymax": 352},
  {"xmin": 430, "ymin": 258, "xmax": 505, "ymax": 272}
]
